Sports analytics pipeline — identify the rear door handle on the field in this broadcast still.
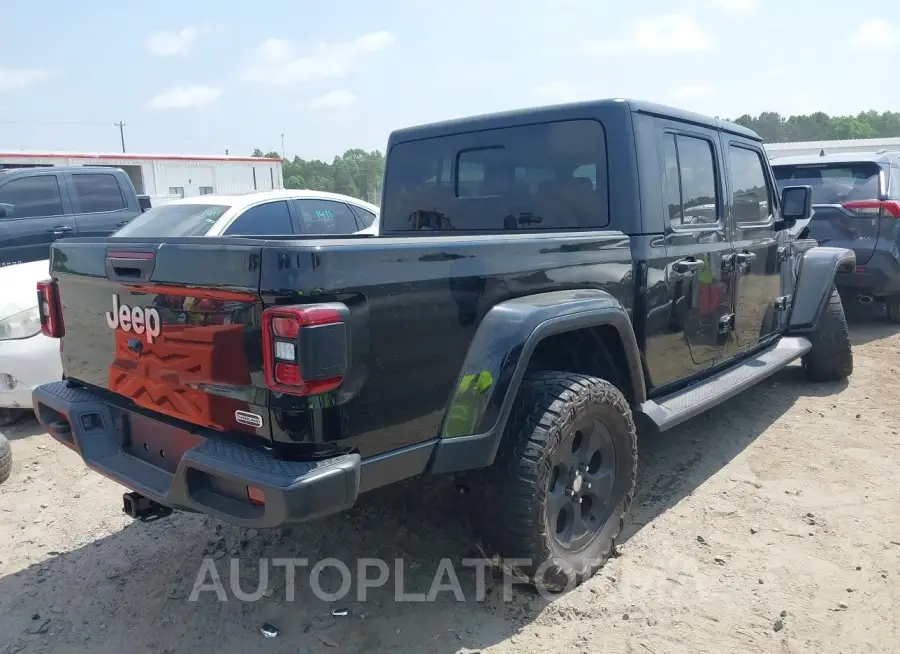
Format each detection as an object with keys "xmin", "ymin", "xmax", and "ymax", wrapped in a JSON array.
[
  {"xmin": 673, "ymin": 258, "xmax": 705, "ymax": 274},
  {"xmin": 47, "ymin": 226, "xmax": 74, "ymax": 234}
]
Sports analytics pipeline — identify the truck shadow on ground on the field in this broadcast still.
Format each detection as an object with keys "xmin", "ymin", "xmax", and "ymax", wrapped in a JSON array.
[{"xmin": 0, "ymin": 348, "xmax": 861, "ymax": 653}]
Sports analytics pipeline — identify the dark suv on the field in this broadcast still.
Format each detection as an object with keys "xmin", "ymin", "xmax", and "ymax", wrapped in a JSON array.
[{"xmin": 771, "ymin": 150, "xmax": 900, "ymax": 321}]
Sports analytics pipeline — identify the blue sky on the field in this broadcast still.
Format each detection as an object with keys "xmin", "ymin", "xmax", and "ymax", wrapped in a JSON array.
[{"xmin": 2, "ymin": 0, "xmax": 897, "ymax": 160}]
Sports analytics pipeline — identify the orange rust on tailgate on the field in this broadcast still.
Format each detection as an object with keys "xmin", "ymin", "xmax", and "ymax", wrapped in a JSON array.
[{"xmin": 108, "ymin": 323, "xmax": 256, "ymax": 432}]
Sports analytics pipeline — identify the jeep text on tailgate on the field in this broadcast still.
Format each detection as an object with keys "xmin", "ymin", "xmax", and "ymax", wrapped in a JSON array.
[{"xmin": 33, "ymin": 99, "xmax": 855, "ymax": 592}]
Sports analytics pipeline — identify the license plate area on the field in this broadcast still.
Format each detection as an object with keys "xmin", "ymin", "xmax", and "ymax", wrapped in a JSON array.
[{"xmin": 115, "ymin": 407, "xmax": 204, "ymax": 474}]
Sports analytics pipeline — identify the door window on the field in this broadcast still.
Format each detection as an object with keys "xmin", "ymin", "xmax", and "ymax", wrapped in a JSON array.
[
  {"xmin": 224, "ymin": 200, "xmax": 294, "ymax": 235},
  {"xmin": 0, "ymin": 175, "xmax": 65, "ymax": 219},
  {"xmin": 662, "ymin": 133, "xmax": 719, "ymax": 228},
  {"xmin": 72, "ymin": 173, "xmax": 126, "ymax": 213},
  {"xmin": 293, "ymin": 199, "xmax": 361, "ymax": 234},
  {"xmin": 728, "ymin": 145, "xmax": 773, "ymax": 224}
]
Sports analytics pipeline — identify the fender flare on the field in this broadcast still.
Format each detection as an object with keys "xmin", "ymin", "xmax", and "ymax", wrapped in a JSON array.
[
  {"xmin": 427, "ymin": 289, "xmax": 645, "ymax": 475},
  {"xmin": 787, "ymin": 246, "xmax": 856, "ymax": 333}
]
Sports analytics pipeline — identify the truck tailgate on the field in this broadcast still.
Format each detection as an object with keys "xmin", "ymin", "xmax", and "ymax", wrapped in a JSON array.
[{"xmin": 51, "ymin": 239, "xmax": 269, "ymax": 437}]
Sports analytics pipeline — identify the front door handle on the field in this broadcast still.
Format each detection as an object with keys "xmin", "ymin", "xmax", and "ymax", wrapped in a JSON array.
[
  {"xmin": 47, "ymin": 225, "xmax": 74, "ymax": 234},
  {"xmin": 673, "ymin": 258, "xmax": 705, "ymax": 274},
  {"xmin": 736, "ymin": 252, "xmax": 757, "ymax": 263}
]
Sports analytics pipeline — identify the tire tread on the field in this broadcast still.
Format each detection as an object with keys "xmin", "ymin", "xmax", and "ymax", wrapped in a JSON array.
[{"xmin": 472, "ymin": 371, "xmax": 637, "ymax": 591}]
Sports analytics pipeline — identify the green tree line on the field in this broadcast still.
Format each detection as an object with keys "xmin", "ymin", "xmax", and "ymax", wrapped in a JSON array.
[
  {"xmin": 252, "ymin": 110, "xmax": 900, "ymax": 202},
  {"xmin": 730, "ymin": 110, "xmax": 900, "ymax": 143},
  {"xmin": 252, "ymin": 148, "xmax": 384, "ymax": 204}
]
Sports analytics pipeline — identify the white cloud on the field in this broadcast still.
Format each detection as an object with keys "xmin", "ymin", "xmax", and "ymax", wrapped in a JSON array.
[
  {"xmin": 309, "ymin": 90, "xmax": 358, "ymax": 109},
  {"xmin": 240, "ymin": 31, "xmax": 394, "ymax": 86},
  {"xmin": 849, "ymin": 19, "xmax": 897, "ymax": 50},
  {"xmin": 584, "ymin": 14, "xmax": 715, "ymax": 55},
  {"xmin": 709, "ymin": 0, "xmax": 759, "ymax": 11},
  {"xmin": 149, "ymin": 85, "xmax": 221, "ymax": 110},
  {"xmin": 670, "ymin": 85, "xmax": 714, "ymax": 101},
  {"xmin": 146, "ymin": 26, "xmax": 210, "ymax": 56},
  {"xmin": 0, "ymin": 68, "xmax": 54, "ymax": 91}
]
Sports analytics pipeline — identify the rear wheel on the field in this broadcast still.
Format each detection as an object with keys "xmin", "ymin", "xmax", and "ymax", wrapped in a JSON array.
[
  {"xmin": 886, "ymin": 294, "xmax": 900, "ymax": 324},
  {"xmin": 802, "ymin": 287, "xmax": 853, "ymax": 382},
  {"xmin": 470, "ymin": 371, "xmax": 637, "ymax": 593},
  {"xmin": 0, "ymin": 432, "xmax": 11, "ymax": 485}
]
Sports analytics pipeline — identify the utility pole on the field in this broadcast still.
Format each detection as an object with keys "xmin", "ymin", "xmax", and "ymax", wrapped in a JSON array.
[
  {"xmin": 280, "ymin": 133, "xmax": 285, "ymax": 160},
  {"xmin": 114, "ymin": 121, "xmax": 127, "ymax": 153}
]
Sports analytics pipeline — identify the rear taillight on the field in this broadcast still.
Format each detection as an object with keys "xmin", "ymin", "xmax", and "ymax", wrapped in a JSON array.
[
  {"xmin": 36, "ymin": 279, "xmax": 64, "ymax": 338},
  {"xmin": 261, "ymin": 303, "xmax": 350, "ymax": 396},
  {"xmin": 842, "ymin": 200, "xmax": 900, "ymax": 218}
]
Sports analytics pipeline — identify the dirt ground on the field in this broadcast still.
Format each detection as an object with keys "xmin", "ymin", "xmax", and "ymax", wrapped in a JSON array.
[{"xmin": 1, "ymin": 303, "xmax": 898, "ymax": 654}]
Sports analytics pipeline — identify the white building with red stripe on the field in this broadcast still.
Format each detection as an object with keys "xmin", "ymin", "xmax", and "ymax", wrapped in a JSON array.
[{"xmin": 0, "ymin": 150, "xmax": 284, "ymax": 206}]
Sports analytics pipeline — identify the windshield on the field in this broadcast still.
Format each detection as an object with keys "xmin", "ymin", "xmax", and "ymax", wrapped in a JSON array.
[
  {"xmin": 111, "ymin": 203, "xmax": 230, "ymax": 237},
  {"xmin": 772, "ymin": 162, "xmax": 883, "ymax": 205}
]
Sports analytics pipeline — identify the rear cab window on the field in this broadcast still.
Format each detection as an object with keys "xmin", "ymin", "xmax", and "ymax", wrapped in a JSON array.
[
  {"xmin": 381, "ymin": 119, "xmax": 609, "ymax": 232},
  {"xmin": 112, "ymin": 203, "xmax": 230, "ymax": 237},
  {"xmin": 773, "ymin": 162, "xmax": 884, "ymax": 207}
]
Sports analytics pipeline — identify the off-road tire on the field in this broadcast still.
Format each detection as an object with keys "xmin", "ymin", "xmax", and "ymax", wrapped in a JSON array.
[
  {"xmin": 0, "ymin": 408, "xmax": 24, "ymax": 427},
  {"xmin": 470, "ymin": 371, "xmax": 637, "ymax": 593},
  {"xmin": 886, "ymin": 294, "xmax": 900, "ymax": 324},
  {"xmin": 802, "ymin": 287, "xmax": 853, "ymax": 382},
  {"xmin": 0, "ymin": 432, "xmax": 11, "ymax": 485}
]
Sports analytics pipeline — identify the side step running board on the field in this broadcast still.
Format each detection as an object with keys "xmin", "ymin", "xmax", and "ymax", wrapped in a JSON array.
[{"xmin": 638, "ymin": 336, "xmax": 812, "ymax": 432}]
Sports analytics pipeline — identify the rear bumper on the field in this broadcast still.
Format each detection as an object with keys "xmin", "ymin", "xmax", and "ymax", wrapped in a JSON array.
[
  {"xmin": 835, "ymin": 248, "xmax": 900, "ymax": 297},
  {"xmin": 32, "ymin": 380, "xmax": 361, "ymax": 528}
]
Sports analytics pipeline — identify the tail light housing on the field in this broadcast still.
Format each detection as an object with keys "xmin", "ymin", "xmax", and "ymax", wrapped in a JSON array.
[
  {"xmin": 36, "ymin": 279, "xmax": 64, "ymax": 338},
  {"xmin": 842, "ymin": 200, "xmax": 900, "ymax": 218},
  {"xmin": 261, "ymin": 303, "xmax": 350, "ymax": 396}
]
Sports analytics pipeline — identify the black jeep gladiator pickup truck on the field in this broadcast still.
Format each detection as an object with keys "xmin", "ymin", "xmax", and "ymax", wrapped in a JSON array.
[{"xmin": 32, "ymin": 99, "xmax": 854, "ymax": 591}]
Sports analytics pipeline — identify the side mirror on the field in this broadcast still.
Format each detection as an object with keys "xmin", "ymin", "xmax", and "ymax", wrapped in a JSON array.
[{"xmin": 778, "ymin": 185, "xmax": 813, "ymax": 230}]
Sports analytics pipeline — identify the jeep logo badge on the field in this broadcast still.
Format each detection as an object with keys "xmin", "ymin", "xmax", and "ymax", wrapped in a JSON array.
[{"xmin": 106, "ymin": 294, "xmax": 161, "ymax": 344}]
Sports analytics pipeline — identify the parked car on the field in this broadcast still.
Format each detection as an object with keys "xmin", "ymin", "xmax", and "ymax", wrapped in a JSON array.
[
  {"xmin": 0, "ymin": 165, "xmax": 149, "ymax": 268},
  {"xmin": 33, "ymin": 98, "xmax": 850, "ymax": 593},
  {"xmin": 0, "ymin": 259, "xmax": 62, "ymax": 426},
  {"xmin": 110, "ymin": 189, "xmax": 379, "ymax": 238},
  {"xmin": 771, "ymin": 150, "xmax": 900, "ymax": 321}
]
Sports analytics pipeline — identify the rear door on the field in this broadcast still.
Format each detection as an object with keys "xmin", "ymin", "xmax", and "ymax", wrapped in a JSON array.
[
  {"xmin": 53, "ymin": 239, "xmax": 271, "ymax": 438},
  {"xmin": 659, "ymin": 123, "xmax": 736, "ymax": 372},
  {"xmin": 0, "ymin": 171, "xmax": 75, "ymax": 267},
  {"xmin": 772, "ymin": 161, "xmax": 886, "ymax": 265},
  {"xmin": 67, "ymin": 169, "xmax": 140, "ymax": 237}
]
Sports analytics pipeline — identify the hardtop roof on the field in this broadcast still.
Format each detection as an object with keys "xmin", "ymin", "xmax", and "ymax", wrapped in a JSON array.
[{"xmin": 387, "ymin": 98, "xmax": 761, "ymax": 146}]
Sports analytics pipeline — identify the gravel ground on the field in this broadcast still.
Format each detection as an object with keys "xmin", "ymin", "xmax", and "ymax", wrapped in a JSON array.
[{"xmin": 1, "ymin": 303, "xmax": 898, "ymax": 654}]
